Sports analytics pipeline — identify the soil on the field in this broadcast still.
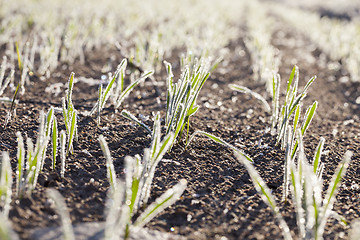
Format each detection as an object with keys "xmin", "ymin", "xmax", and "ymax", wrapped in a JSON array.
[{"xmin": 0, "ymin": 9, "xmax": 359, "ymax": 240}]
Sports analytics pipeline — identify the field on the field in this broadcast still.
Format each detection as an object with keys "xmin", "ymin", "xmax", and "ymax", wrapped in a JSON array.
[{"xmin": 0, "ymin": 0, "xmax": 359, "ymax": 239}]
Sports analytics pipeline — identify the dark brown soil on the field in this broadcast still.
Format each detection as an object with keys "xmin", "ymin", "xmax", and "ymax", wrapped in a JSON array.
[{"xmin": 1, "ymin": 16, "xmax": 359, "ymax": 240}]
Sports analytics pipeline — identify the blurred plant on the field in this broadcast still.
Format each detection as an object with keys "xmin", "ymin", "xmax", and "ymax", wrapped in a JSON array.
[
  {"xmin": 47, "ymin": 189, "xmax": 75, "ymax": 240},
  {"xmin": 0, "ymin": 152, "xmax": 12, "ymax": 217},
  {"xmin": 0, "ymin": 56, "xmax": 15, "ymax": 99}
]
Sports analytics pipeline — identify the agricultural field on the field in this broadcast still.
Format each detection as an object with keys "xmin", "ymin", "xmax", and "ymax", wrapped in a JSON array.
[{"xmin": 0, "ymin": 0, "xmax": 359, "ymax": 239}]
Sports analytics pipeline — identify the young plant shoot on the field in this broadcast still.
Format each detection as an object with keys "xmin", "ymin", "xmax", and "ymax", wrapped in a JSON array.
[
  {"xmin": 235, "ymin": 131, "xmax": 353, "ymax": 240},
  {"xmin": 16, "ymin": 111, "xmax": 50, "ymax": 197},
  {"xmin": 100, "ymin": 112, "xmax": 187, "ymax": 239},
  {"xmin": 90, "ymin": 58, "xmax": 153, "ymax": 125},
  {"xmin": 62, "ymin": 72, "xmax": 78, "ymax": 155},
  {"xmin": 164, "ymin": 57, "xmax": 210, "ymax": 146}
]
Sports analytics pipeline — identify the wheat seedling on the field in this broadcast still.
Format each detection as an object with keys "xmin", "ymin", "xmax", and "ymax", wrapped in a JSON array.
[
  {"xmin": 16, "ymin": 111, "xmax": 49, "ymax": 196},
  {"xmin": 275, "ymin": 66, "xmax": 316, "ymax": 149},
  {"xmin": 281, "ymin": 101, "xmax": 318, "ymax": 202},
  {"xmin": 60, "ymin": 130, "xmax": 66, "ymax": 178},
  {"xmin": 100, "ymin": 112, "xmax": 187, "ymax": 239},
  {"xmin": 90, "ymin": 59, "xmax": 153, "ymax": 125},
  {"xmin": 290, "ymin": 131, "xmax": 352, "ymax": 239},
  {"xmin": 235, "ymin": 131, "xmax": 352, "ymax": 240},
  {"xmin": 41, "ymin": 107, "xmax": 58, "ymax": 170},
  {"xmin": 164, "ymin": 57, "xmax": 211, "ymax": 146},
  {"xmin": 62, "ymin": 72, "xmax": 78, "ymax": 155}
]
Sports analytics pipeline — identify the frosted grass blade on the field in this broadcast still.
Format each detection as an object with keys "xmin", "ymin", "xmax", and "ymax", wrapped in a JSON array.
[
  {"xmin": 313, "ymin": 137, "xmax": 325, "ymax": 175},
  {"xmin": 134, "ymin": 179, "xmax": 187, "ymax": 228},
  {"xmin": 235, "ymin": 153, "xmax": 292, "ymax": 240},
  {"xmin": 115, "ymin": 71, "xmax": 153, "ymax": 108},
  {"xmin": 229, "ymin": 84, "xmax": 271, "ymax": 112},
  {"xmin": 187, "ymin": 130, "xmax": 252, "ymax": 162},
  {"xmin": 60, "ymin": 130, "xmax": 66, "ymax": 178},
  {"xmin": 99, "ymin": 135, "xmax": 117, "ymax": 193},
  {"xmin": 52, "ymin": 117, "xmax": 58, "ymax": 170},
  {"xmin": 121, "ymin": 110, "xmax": 151, "ymax": 134},
  {"xmin": 67, "ymin": 111, "xmax": 77, "ymax": 156},
  {"xmin": 319, "ymin": 151, "xmax": 352, "ymax": 234},
  {"xmin": 16, "ymin": 132, "xmax": 25, "ymax": 196}
]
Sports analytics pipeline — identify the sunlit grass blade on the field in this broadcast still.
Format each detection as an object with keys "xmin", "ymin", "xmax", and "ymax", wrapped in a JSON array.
[
  {"xmin": 301, "ymin": 101, "xmax": 317, "ymax": 135},
  {"xmin": 115, "ymin": 70, "xmax": 154, "ymax": 108},
  {"xmin": 99, "ymin": 135, "xmax": 117, "ymax": 194},
  {"xmin": 235, "ymin": 153, "xmax": 292, "ymax": 240},
  {"xmin": 319, "ymin": 151, "xmax": 353, "ymax": 233},
  {"xmin": 52, "ymin": 117, "xmax": 58, "ymax": 170},
  {"xmin": 121, "ymin": 110, "xmax": 151, "ymax": 134},
  {"xmin": 134, "ymin": 179, "xmax": 187, "ymax": 228},
  {"xmin": 15, "ymin": 42, "xmax": 22, "ymax": 72},
  {"xmin": 271, "ymin": 73, "xmax": 280, "ymax": 134},
  {"xmin": 67, "ymin": 111, "xmax": 77, "ymax": 156},
  {"xmin": 291, "ymin": 101, "xmax": 318, "ymax": 158},
  {"xmin": 16, "ymin": 132, "xmax": 25, "ymax": 196},
  {"xmin": 313, "ymin": 137, "xmax": 325, "ymax": 175},
  {"xmin": 187, "ymin": 130, "xmax": 252, "ymax": 162},
  {"xmin": 60, "ymin": 130, "xmax": 66, "ymax": 178}
]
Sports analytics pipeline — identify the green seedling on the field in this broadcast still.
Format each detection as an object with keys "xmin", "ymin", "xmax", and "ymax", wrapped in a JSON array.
[
  {"xmin": 41, "ymin": 107, "xmax": 58, "ymax": 170},
  {"xmin": 52, "ymin": 114, "xmax": 58, "ymax": 170},
  {"xmin": 276, "ymin": 66, "xmax": 316, "ymax": 148},
  {"xmin": 47, "ymin": 189, "xmax": 75, "ymax": 240},
  {"xmin": 16, "ymin": 111, "xmax": 49, "ymax": 197},
  {"xmin": 90, "ymin": 59, "xmax": 153, "ymax": 125},
  {"xmin": 282, "ymin": 101, "xmax": 318, "ymax": 202},
  {"xmin": 0, "ymin": 152, "xmax": 12, "ymax": 217},
  {"xmin": 164, "ymin": 57, "xmax": 210, "ymax": 146},
  {"xmin": 235, "ymin": 152, "xmax": 292, "ymax": 240},
  {"xmin": 60, "ymin": 130, "xmax": 66, "ymax": 178},
  {"xmin": 15, "ymin": 41, "xmax": 29, "ymax": 95},
  {"xmin": 289, "ymin": 131, "xmax": 352, "ymax": 239},
  {"xmin": 100, "ymin": 112, "xmax": 187, "ymax": 239},
  {"xmin": 62, "ymin": 72, "xmax": 77, "ymax": 155},
  {"xmin": 235, "ymin": 131, "xmax": 352, "ymax": 240},
  {"xmin": 120, "ymin": 110, "xmax": 152, "ymax": 134},
  {"xmin": 271, "ymin": 73, "xmax": 280, "ymax": 134}
]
